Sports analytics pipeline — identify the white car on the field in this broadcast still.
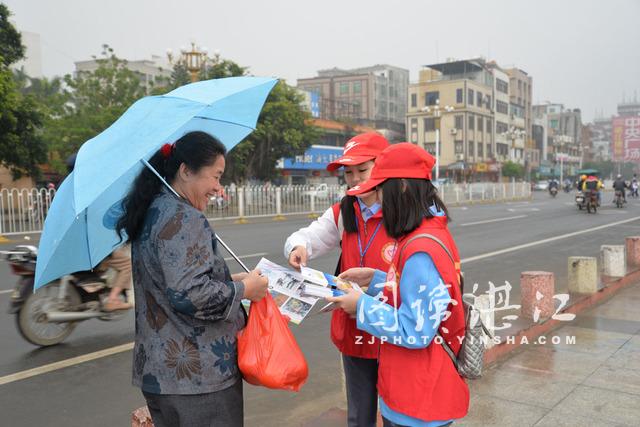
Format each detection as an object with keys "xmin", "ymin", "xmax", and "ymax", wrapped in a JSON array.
[
  {"xmin": 533, "ymin": 181, "xmax": 549, "ymax": 191},
  {"xmin": 302, "ymin": 183, "xmax": 329, "ymax": 200}
]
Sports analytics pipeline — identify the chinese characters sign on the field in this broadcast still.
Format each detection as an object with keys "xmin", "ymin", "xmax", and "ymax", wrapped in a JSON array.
[{"xmin": 612, "ymin": 116, "xmax": 640, "ymax": 162}]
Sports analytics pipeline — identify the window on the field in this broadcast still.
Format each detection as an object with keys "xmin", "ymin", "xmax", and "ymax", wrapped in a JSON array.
[
  {"xmin": 411, "ymin": 132, "xmax": 417, "ymax": 143},
  {"xmin": 486, "ymin": 118, "xmax": 492, "ymax": 133},
  {"xmin": 478, "ymin": 117, "xmax": 484, "ymax": 132},
  {"xmin": 477, "ymin": 92, "xmax": 483, "ymax": 107},
  {"xmin": 456, "ymin": 88, "xmax": 463, "ymax": 103},
  {"xmin": 425, "ymin": 91, "xmax": 439, "ymax": 106},
  {"xmin": 340, "ymin": 83, "xmax": 349, "ymax": 94},
  {"xmin": 455, "ymin": 115, "xmax": 463, "ymax": 129},
  {"xmin": 411, "ymin": 93, "xmax": 417, "ymax": 108},
  {"xmin": 424, "ymin": 118, "xmax": 436, "ymax": 132},
  {"xmin": 496, "ymin": 78, "xmax": 509, "ymax": 94},
  {"xmin": 496, "ymin": 121, "xmax": 509, "ymax": 134},
  {"xmin": 478, "ymin": 143, "xmax": 484, "ymax": 157},
  {"xmin": 468, "ymin": 141, "xmax": 474, "ymax": 156},
  {"xmin": 468, "ymin": 114, "xmax": 475, "ymax": 130},
  {"xmin": 468, "ymin": 89, "xmax": 474, "ymax": 106},
  {"xmin": 425, "ymin": 143, "xmax": 436, "ymax": 155},
  {"xmin": 354, "ymin": 81, "xmax": 362, "ymax": 94},
  {"xmin": 518, "ymin": 80, "xmax": 522, "ymax": 89},
  {"xmin": 550, "ymin": 119, "xmax": 559, "ymax": 129},
  {"xmin": 455, "ymin": 141, "xmax": 463, "ymax": 154},
  {"xmin": 486, "ymin": 95, "xmax": 491, "ymax": 109},
  {"xmin": 496, "ymin": 101, "xmax": 509, "ymax": 115},
  {"xmin": 487, "ymin": 144, "xmax": 493, "ymax": 158}
]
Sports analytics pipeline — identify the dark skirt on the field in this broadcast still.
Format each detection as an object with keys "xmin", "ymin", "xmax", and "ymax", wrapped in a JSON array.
[{"xmin": 142, "ymin": 379, "xmax": 243, "ymax": 427}]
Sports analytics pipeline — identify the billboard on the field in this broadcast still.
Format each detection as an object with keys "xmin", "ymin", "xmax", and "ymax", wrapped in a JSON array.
[
  {"xmin": 278, "ymin": 145, "xmax": 343, "ymax": 170},
  {"xmin": 612, "ymin": 116, "xmax": 640, "ymax": 162}
]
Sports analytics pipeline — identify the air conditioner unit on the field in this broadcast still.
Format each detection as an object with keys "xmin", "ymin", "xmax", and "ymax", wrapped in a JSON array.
[
  {"xmin": 456, "ymin": 154, "xmax": 465, "ymax": 161},
  {"xmin": 449, "ymin": 128, "xmax": 458, "ymax": 135}
]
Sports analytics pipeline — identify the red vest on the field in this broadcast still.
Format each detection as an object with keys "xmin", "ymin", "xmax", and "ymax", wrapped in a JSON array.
[
  {"xmin": 377, "ymin": 217, "xmax": 469, "ymax": 421},
  {"xmin": 330, "ymin": 202, "xmax": 395, "ymax": 359}
]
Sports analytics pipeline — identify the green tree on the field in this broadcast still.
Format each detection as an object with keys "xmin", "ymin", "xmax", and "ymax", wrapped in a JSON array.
[
  {"xmin": 501, "ymin": 161, "xmax": 524, "ymax": 179},
  {"xmin": 45, "ymin": 44, "xmax": 147, "ymax": 172},
  {"xmin": 225, "ymin": 81, "xmax": 320, "ymax": 182},
  {"xmin": 0, "ymin": 4, "xmax": 24, "ymax": 66},
  {"xmin": 0, "ymin": 4, "xmax": 47, "ymax": 179}
]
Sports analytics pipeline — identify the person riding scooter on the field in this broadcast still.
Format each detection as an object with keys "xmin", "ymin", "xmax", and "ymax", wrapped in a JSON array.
[
  {"xmin": 582, "ymin": 175, "xmax": 603, "ymax": 206},
  {"xmin": 548, "ymin": 178, "xmax": 559, "ymax": 197},
  {"xmin": 613, "ymin": 174, "xmax": 628, "ymax": 204}
]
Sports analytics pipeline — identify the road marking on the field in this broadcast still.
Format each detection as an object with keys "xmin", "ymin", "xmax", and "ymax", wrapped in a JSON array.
[
  {"xmin": 5, "ymin": 215, "xmax": 640, "ymax": 385},
  {"xmin": 460, "ymin": 215, "xmax": 527, "ymax": 227},
  {"xmin": 461, "ymin": 215, "xmax": 640, "ymax": 264},
  {"xmin": 223, "ymin": 252, "xmax": 268, "ymax": 262},
  {"xmin": 507, "ymin": 208, "xmax": 540, "ymax": 212},
  {"xmin": 0, "ymin": 342, "xmax": 134, "ymax": 386},
  {"xmin": 0, "ymin": 289, "xmax": 13, "ymax": 295}
]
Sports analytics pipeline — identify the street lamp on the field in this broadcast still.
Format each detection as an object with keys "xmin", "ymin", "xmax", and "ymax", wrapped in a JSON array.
[
  {"xmin": 423, "ymin": 99, "xmax": 454, "ymax": 181},
  {"xmin": 166, "ymin": 42, "xmax": 212, "ymax": 82}
]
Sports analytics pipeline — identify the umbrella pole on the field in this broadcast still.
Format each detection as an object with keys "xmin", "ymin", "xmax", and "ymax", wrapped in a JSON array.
[
  {"xmin": 141, "ymin": 159, "xmax": 251, "ymax": 273},
  {"xmin": 215, "ymin": 235, "xmax": 250, "ymax": 273}
]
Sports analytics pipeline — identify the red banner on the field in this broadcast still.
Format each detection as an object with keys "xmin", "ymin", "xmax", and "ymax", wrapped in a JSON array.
[{"xmin": 613, "ymin": 116, "xmax": 640, "ymax": 162}]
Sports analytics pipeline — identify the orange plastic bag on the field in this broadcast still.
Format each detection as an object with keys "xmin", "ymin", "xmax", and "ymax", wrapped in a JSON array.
[{"xmin": 237, "ymin": 294, "xmax": 309, "ymax": 391}]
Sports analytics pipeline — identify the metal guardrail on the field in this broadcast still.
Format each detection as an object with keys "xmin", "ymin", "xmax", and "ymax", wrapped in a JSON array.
[{"xmin": 0, "ymin": 183, "xmax": 531, "ymax": 235}]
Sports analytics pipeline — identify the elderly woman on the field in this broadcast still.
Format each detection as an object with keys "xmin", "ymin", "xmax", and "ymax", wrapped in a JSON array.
[{"xmin": 117, "ymin": 131, "xmax": 268, "ymax": 426}]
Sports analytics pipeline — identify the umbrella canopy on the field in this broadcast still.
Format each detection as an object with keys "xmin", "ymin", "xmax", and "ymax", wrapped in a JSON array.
[
  {"xmin": 72, "ymin": 77, "xmax": 278, "ymax": 214},
  {"xmin": 35, "ymin": 77, "xmax": 278, "ymax": 289}
]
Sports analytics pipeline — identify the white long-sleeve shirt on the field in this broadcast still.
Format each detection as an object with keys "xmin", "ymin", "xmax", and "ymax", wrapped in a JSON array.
[{"xmin": 283, "ymin": 206, "xmax": 341, "ymax": 260}]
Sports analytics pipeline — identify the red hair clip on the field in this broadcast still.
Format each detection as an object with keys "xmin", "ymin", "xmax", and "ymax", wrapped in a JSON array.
[{"xmin": 160, "ymin": 143, "xmax": 173, "ymax": 159}]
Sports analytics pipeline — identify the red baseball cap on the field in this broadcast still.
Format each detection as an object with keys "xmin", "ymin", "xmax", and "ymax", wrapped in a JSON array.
[
  {"xmin": 347, "ymin": 143, "xmax": 435, "ymax": 196},
  {"xmin": 326, "ymin": 132, "xmax": 390, "ymax": 171}
]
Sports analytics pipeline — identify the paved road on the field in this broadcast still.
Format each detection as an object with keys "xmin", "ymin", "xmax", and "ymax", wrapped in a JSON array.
[{"xmin": 1, "ymin": 191, "xmax": 640, "ymax": 426}]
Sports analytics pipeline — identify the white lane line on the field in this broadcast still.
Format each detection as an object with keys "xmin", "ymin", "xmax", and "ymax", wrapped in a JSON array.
[
  {"xmin": 223, "ymin": 252, "xmax": 268, "ymax": 262},
  {"xmin": 5, "ymin": 215, "xmax": 640, "ymax": 385},
  {"xmin": 0, "ymin": 342, "xmax": 134, "ymax": 386},
  {"xmin": 461, "ymin": 215, "xmax": 640, "ymax": 264},
  {"xmin": 0, "ymin": 289, "xmax": 13, "ymax": 295},
  {"xmin": 460, "ymin": 215, "xmax": 527, "ymax": 227}
]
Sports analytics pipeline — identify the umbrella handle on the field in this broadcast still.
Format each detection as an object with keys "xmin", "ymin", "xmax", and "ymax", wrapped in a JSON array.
[{"xmin": 215, "ymin": 234, "xmax": 250, "ymax": 273}]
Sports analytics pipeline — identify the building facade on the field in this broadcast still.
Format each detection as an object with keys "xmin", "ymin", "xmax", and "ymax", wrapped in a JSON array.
[
  {"xmin": 75, "ymin": 55, "xmax": 171, "ymax": 92},
  {"xmin": 297, "ymin": 65, "xmax": 409, "ymax": 140}
]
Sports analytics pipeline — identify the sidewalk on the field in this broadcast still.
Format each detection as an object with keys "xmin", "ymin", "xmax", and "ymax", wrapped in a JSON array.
[
  {"xmin": 460, "ymin": 280, "xmax": 640, "ymax": 426},
  {"xmin": 302, "ymin": 280, "xmax": 640, "ymax": 427}
]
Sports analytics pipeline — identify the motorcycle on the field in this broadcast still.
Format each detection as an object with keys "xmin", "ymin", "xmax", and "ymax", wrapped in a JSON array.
[
  {"xmin": 615, "ymin": 190, "xmax": 625, "ymax": 208},
  {"xmin": 585, "ymin": 190, "xmax": 598, "ymax": 214},
  {"xmin": 549, "ymin": 186, "xmax": 558, "ymax": 198},
  {"xmin": 2, "ymin": 245, "xmax": 132, "ymax": 346},
  {"xmin": 575, "ymin": 191, "xmax": 585, "ymax": 210},
  {"xmin": 563, "ymin": 183, "xmax": 572, "ymax": 193}
]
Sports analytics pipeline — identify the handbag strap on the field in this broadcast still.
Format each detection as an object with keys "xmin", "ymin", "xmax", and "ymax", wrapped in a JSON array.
[{"xmin": 397, "ymin": 233, "xmax": 459, "ymax": 368}]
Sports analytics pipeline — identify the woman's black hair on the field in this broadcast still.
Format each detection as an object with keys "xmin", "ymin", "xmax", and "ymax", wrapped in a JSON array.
[
  {"xmin": 339, "ymin": 195, "xmax": 358, "ymax": 233},
  {"xmin": 380, "ymin": 178, "xmax": 450, "ymax": 239},
  {"xmin": 116, "ymin": 131, "xmax": 226, "ymax": 242}
]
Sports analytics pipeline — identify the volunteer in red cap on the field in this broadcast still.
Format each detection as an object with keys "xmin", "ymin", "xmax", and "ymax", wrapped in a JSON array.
[
  {"xmin": 284, "ymin": 132, "xmax": 395, "ymax": 427},
  {"xmin": 328, "ymin": 143, "xmax": 469, "ymax": 426}
]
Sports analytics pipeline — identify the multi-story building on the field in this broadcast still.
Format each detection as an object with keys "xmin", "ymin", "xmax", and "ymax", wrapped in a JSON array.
[
  {"xmin": 12, "ymin": 30, "xmax": 42, "ymax": 78},
  {"xmin": 505, "ymin": 68, "xmax": 533, "ymax": 145},
  {"xmin": 590, "ymin": 116, "xmax": 613, "ymax": 161},
  {"xmin": 75, "ymin": 55, "xmax": 172, "ymax": 92},
  {"xmin": 618, "ymin": 97, "xmax": 640, "ymax": 117},
  {"xmin": 296, "ymin": 65, "xmax": 409, "ymax": 140},
  {"xmin": 533, "ymin": 103, "xmax": 583, "ymax": 176}
]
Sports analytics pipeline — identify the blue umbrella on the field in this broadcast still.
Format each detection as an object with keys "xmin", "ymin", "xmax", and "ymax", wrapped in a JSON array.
[{"xmin": 35, "ymin": 77, "xmax": 278, "ymax": 290}]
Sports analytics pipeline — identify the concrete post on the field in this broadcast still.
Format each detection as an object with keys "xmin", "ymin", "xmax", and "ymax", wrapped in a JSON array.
[
  {"xmin": 625, "ymin": 236, "xmax": 640, "ymax": 267},
  {"xmin": 235, "ymin": 188, "xmax": 248, "ymax": 224},
  {"xmin": 520, "ymin": 271, "xmax": 555, "ymax": 321},
  {"xmin": 601, "ymin": 245, "xmax": 626, "ymax": 277},
  {"xmin": 568, "ymin": 256, "xmax": 598, "ymax": 294},
  {"xmin": 274, "ymin": 187, "xmax": 286, "ymax": 221}
]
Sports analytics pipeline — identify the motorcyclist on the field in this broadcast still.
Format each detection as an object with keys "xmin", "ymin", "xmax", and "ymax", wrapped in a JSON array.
[
  {"xmin": 613, "ymin": 174, "xmax": 628, "ymax": 203},
  {"xmin": 582, "ymin": 175, "xmax": 603, "ymax": 206},
  {"xmin": 548, "ymin": 178, "xmax": 559, "ymax": 195},
  {"xmin": 577, "ymin": 174, "xmax": 587, "ymax": 191},
  {"xmin": 632, "ymin": 174, "xmax": 639, "ymax": 198}
]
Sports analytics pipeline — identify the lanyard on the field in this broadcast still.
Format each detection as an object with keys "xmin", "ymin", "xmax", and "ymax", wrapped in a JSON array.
[{"xmin": 355, "ymin": 215, "xmax": 383, "ymax": 267}]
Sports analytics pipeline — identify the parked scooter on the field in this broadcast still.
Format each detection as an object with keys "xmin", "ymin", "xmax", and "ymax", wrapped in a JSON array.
[
  {"xmin": 549, "ymin": 186, "xmax": 558, "ymax": 198},
  {"xmin": 2, "ymin": 245, "xmax": 132, "ymax": 346}
]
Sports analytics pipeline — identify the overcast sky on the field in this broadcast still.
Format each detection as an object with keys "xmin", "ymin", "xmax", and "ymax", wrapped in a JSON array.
[{"xmin": 6, "ymin": 0, "xmax": 640, "ymax": 122}]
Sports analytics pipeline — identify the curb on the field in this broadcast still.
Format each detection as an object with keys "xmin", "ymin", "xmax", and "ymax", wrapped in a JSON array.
[{"xmin": 483, "ymin": 267, "xmax": 640, "ymax": 367}]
